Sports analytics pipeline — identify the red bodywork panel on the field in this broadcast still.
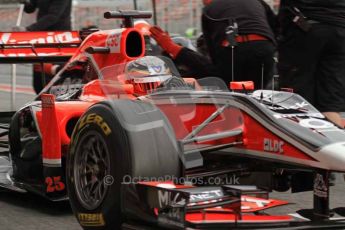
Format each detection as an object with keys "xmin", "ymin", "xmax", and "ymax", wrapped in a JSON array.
[
  {"xmin": 80, "ymin": 79, "xmax": 135, "ymax": 101},
  {"xmin": 53, "ymin": 102, "xmax": 95, "ymax": 146},
  {"xmin": 36, "ymin": 100, "xmax": 95, "ymax": 157},
  {"xmin": 158, "ymin": 102, "xmax": 317, "ymax": 163},
  {"xmin": 186, "ymin": 213, "xmax": 292, "ymax": 223},
  {"xmin": 158, "ymin": 104, "xmax": 244, "ymax": 145},
  {"xmin": 241, "ymin": 113, "xmax": 317, "ymax": 161},
  {"xmin": 41, "ymin": 94, "xmax": 61, "ymax": 166},
  {"xmin": 230, "ymin": 81, "xmax": 254, "ymax": 91},
  {"xmin": 75, "ymin": 28, "xmax": 145, "ymax": 70}
]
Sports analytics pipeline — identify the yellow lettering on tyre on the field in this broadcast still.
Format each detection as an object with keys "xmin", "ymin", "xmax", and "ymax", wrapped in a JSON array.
[
  {"xmin": 78, "ymin": 113, "xmax": 112, "ymax": 135},
  {"xmin": 78, "ymin": 213, "xmax": 105, "ymax": 227}
]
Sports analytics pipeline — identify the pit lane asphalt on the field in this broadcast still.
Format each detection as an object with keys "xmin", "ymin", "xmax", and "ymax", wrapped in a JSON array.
[{"xmin": 1, "ymin": 65, "xmax": 345, "ymax": 229}]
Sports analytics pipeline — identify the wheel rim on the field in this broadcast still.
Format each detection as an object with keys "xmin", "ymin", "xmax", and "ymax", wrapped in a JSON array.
[{"xmin": 74, "ymin": 131, "xmax": 111, "ymax": 210}]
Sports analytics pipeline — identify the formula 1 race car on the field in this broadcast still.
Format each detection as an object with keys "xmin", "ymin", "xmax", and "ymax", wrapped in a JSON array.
[{"xmin": 1, "ymin": 11, "xmax": 345, "ymax": 230}]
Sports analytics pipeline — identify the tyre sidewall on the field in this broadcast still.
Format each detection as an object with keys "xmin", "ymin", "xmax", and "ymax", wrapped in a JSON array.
[{"xmin": 67, "ymin": 103, "xmax": 130, "ymax": 230}]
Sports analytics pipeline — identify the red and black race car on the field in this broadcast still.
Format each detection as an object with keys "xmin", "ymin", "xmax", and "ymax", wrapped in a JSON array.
[{"xmin": 1, "ymin": 11, "xmax": 345, "ymax": 229}]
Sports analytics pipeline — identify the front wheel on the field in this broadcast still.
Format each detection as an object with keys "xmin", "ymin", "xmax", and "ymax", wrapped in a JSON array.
[{"xmin": 66, "ymin": 100, "xmax": 181, "ymax": 229}]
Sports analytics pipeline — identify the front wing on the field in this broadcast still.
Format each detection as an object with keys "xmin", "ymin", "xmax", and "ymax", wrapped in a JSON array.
[{"xmin": 130, "ymin": 182, "xmax": 345, "ymax": 229}]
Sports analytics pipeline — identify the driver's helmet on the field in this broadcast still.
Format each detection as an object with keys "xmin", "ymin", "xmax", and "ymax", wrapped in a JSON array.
[{"xmin": 125, "ymin": 56, "xmax": 172, "ymax": 94}]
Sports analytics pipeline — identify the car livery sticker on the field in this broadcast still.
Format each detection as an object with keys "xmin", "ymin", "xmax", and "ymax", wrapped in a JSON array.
[
  {"xmin": 0, "ymin": 31, "xmax": 80, "ymax": 45},
  {"xmin": 106, "ymin": 32, "xmax": 121, "ymax": 53},
  {"xmin": 78, "ymin": 113, "xmax": 112, "ymax": 136},
  {"xmin": 264, "ymin": 138, "xmax": 284, "ymax": 154}
]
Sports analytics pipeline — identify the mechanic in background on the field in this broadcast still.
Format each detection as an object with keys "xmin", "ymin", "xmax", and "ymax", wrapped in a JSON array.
[
  {"xmin": 14, "ymin": 0, "xmax": 72, "ymax": 94},
  {"xmin": 202, "ymin": 0, "xmax": 277, "ymax": 89},
  {"xmin": 278, "ymin": 0, "xmax": 345, "ymax": 128}
]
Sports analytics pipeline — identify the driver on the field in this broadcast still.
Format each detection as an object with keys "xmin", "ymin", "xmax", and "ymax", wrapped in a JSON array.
[{"xmin": 125, "ymin": 56, "xmax": 173, "ymax": 95}]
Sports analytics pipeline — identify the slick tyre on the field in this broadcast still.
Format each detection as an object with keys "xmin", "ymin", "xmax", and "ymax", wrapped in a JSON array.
[{"xmin": 66, "ymin": 100, "xmax": 181, "ymax": 230}]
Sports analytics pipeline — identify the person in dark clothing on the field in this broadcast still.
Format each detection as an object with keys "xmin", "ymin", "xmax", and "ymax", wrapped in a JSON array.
[
  {"xmin": 202, "ymin": 0, "xmax": 277, "ymax": 89},
  {"xmin": 17, "ymin": 0, "xmax": 72, "ymax": 94},
  {"xmin": 150, "ymin": 26, "xmax": 220, "ymax": 79},
  {"xmin": 173, "ymin": 47, "xmax": 220, "ymax": 78},
  {"xmin": 278, "ymin": 0, "xmax": 345, "ymax": 127},
  {"xmin": 22, "ymin": 0, "xmax": 72, "ymax": 31}
]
